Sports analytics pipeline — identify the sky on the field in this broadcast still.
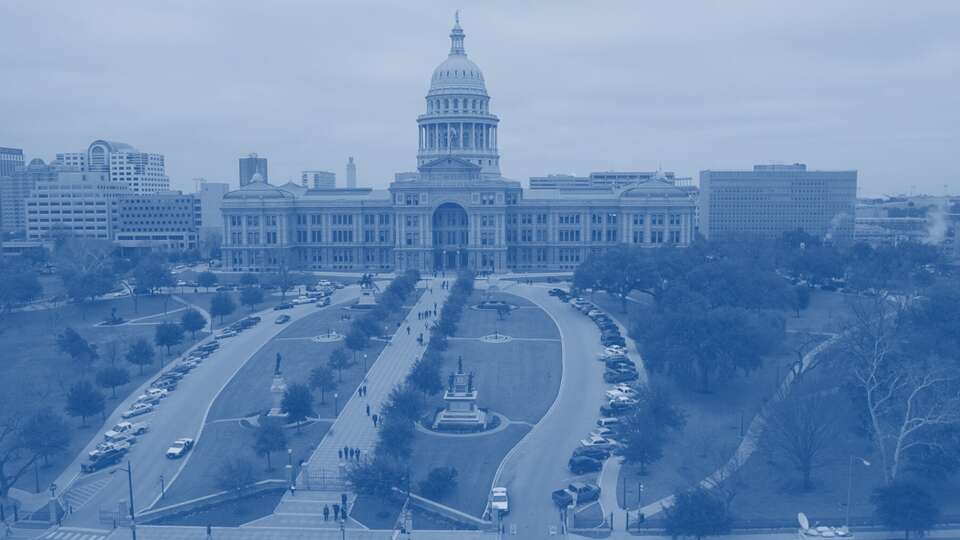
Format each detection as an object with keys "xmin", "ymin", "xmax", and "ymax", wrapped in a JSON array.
[{"xmin": 1, "ymin": 1, "xmax": 958, "ymax": 197}]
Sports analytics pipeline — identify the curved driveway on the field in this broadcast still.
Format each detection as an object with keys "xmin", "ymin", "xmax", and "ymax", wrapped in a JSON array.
[
  {"xmin": 55, "ymin": 286, "xmax": 361, "ymax": 529},
  {"xmin": 492, "ymin": 284, "xmax": 609, "ymax": 539}
]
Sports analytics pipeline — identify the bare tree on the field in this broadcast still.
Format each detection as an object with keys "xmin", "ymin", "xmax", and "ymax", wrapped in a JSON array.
[
  {"xmin": 844, "ymin": 294, "xmax": 960, "ymax": 483},
  {"xmin": 759, "ymin": 391, "xmax": 841, "ymax": 491}
]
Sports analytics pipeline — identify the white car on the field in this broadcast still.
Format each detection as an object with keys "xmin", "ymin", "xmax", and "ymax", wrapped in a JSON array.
[
  {"xmin": 580, "ymin": 436, "xmax": 616, "ymax": 450},
  {"xmin": 122, "ymin": 403, "xmax": 154, "ymax": 419},
  {"xmin": 166, "ymin": 438, "xmax": 194, "ymax": 459},
  {"xmin": 490, "ymin": 487, "xmax": 509, "ymax": 514},
  {"xmin": 215, "ymin": 330, "xmax": 238, "ymax": 339},
  {"xmin": 291, "ymin": 296, "xmax": 313, "ymax": 305}
]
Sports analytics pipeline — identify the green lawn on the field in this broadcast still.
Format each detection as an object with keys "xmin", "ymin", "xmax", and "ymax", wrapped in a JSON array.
[
  {"xmin": 0, "ymin": 294, "xmax": 209, "ymax": 496},
  {"xmin": 162, "ymin": 290, "xmax": 422, "ymax": 505},
  {"xmin": 404, "ymin": 291, "xmax": 562, "ymax": 517}
]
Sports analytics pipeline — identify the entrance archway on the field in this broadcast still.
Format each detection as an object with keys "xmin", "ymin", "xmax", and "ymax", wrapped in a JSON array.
[{"xmin": 432, "ymin": 202, "xmax": 469, "ymax": 270}]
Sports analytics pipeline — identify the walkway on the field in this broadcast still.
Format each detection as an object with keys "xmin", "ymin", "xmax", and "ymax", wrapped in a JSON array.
[{"xmin": 249, "ymin": 279, "xmax": 448, "ymax": 528}]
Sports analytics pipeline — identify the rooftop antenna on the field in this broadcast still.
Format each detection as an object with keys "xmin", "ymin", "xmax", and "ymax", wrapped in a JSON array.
[{"xmin": 455, "ymin": 9, "xmax": 460, "ymax": 25}]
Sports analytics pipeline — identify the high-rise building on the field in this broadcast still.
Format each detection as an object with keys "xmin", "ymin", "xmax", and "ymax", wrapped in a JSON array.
[
  {"xmin": 114, "ymin": 192, "xmax": 202, "ymax": 251},
  {"xmin": 239, "ymin": 153, "xmax": 268, "ymax": 186},
  {"xmin": 1, "ymin": 158, "xmax": 57, "ymax": 236},
  {"xmin": 699, "ymin": 163, "xmax": 857, "ymax": 242},
  {"xmin": 346, "ymin": 157, "xmax": 357, "ymax": 188},
  {"xmin": 195, "ymin": 180, "xmax": 230, "ymax": 252},
  {"xmin": 301, "ymin": 171, "xmax": 336, "ymax": 189},
  {"xmin": 0, "ymin": 147, "xmax": 24, "ymax": 178},
  {"xmin": 54, "ymin": 140, "xmax": 169, "ymax": 193},
  {"xmin": 25, "ymin": 171, "xmax": 127, "ymax": 241}
]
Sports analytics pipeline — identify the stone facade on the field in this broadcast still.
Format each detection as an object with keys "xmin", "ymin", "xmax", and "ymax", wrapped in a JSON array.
[{"xmin": 220, "ymin": 17, "xmax": 696, "ymax": 274}]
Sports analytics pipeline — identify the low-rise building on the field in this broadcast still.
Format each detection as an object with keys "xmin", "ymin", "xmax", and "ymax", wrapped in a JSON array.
[{"xmin": 114, "ymin": 192, "xmax": 202, "ymax": 251}]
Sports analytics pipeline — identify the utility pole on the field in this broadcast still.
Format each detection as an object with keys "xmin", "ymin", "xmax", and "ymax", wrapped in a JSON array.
[{"xmin": 124, "ymin": 461, "xmax": 137, "ymax": 540}]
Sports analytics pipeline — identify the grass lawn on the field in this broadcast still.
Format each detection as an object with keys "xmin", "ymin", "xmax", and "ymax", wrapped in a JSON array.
[
  {"xmin": 403, "ymin": 291, "xmax": 561, "ymax": 517},
  {"xmin": 589, "ymin": 291, "xmax": 836, "ymax": 514},
  {"xmin": 147, "ymin": 488, "xmax": 285, "ymax": 527},
  {"xmin": 0, "ymin": 294, "xmax": 211, "ymax": 496},
  {"xmin": 161, "ymin": 290, "xmax": 422, "ymax": 505}
]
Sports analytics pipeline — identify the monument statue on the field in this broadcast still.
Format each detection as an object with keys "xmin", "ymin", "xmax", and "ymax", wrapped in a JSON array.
[
  {"xmin": 448, "ymin": 372, "xmax": 455, "ymax": 391},
  {"xmin": 275, "ymin": 353, "xmax": 282, "ymax": 375}
]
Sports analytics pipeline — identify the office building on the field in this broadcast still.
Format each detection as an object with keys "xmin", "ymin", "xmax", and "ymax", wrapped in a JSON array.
[
  {"xmin": 239, "ymin": 153, "xmax": 268, "ymax": 186},
  {"xmin": 54, "ymin": 140, "xmax": 169, "ymax": 193},
  {"xmin": 0, "ymin": 147, "xmax": 24, "ymax": 178},
  {"xmin": 1, "ymin": 158, "xmax": 58, "ymax": 236},
  {"xmin": 220, "ymin": 17, "xmax": 696, "ymax": 273},
  {"xmin": 699, "ymin": 163, "xmax": 857, "ymax": 242},
  {"xmin": 114, "ymin": 192, "xmax": 202, "ymax": 251},
  {"xmin": 301, "ymin": 171, "xmax": 336, "ymax": 189},
  {"xmin": 25, "ymin": 171, "xmax": 127, "ymax": 241}
]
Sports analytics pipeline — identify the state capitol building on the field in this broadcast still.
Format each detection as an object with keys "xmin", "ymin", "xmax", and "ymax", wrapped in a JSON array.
[{"xmin": 221, "ymin": 17, "xmax": 696, "ymax": 274}]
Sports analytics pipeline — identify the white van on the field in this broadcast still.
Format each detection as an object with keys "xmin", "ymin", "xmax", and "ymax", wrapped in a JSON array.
[{"xmin": 596, "ymin": 417, "xmax": 620, "ymax": 428}]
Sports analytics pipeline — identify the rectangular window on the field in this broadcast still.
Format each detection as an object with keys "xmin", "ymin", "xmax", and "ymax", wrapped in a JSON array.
[{"xmin": 632, "ymin": 214, "xmax": 644, "ymax": 226}]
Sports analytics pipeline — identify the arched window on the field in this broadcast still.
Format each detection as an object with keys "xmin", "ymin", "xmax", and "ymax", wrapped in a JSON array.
[
  {"xmin": 453, "ymin": 99, "xmax": 459, "ymax": 111},
  {"xmin": 443, "ymin": 99, "xmax": 449, "ymax": 111}
]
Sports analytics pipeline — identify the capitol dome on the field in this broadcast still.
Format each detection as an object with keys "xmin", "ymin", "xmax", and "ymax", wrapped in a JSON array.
[{"xmin": 428, "ymin": 14, "xmax": 487, "ymax": 95}]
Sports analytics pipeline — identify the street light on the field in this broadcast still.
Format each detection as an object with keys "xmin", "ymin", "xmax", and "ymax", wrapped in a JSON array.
[
  {"xmin": 845, "ymin": 456, "xmax": 871, "ymax": 528},
  {"xmin": 334, "ymin": 392, "xmax": 340, "ymax": 416},
  {"xmin": 112, "ymin": 461, "xmax": 137, "ymax": 540},
  {"xmin": 363, "ymin": 353, "xmax": 368, "ymax": 371},
  {"xmin": 159, "ymin": 474, "xmax": 165, "ymax": 500}
]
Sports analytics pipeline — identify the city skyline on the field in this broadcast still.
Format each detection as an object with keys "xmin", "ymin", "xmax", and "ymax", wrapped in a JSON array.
[{"xmin": 2, "ymin": 2, "xmax": 958, "ymax": 196}]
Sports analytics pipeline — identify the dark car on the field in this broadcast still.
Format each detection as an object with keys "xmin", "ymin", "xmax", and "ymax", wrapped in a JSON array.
[
  {"xmin": 604, "ymin": 369, "xmax": 639, "ymax": 384},
  {"xmin": 551, "ymin": 489, "xmax": 574, "ymax": 508},
  {"xmin": 275, "ymin": 314, "xmax": 291, "ymax": 324},
  {"xmin": 597, "ymin": 320, "xmax": 617, "ymax": 331},
  {"xmin": 158, "ymin": 371, "xmax": 185, "ymax": 381},
  {"xmin": 198, "ymin": 342, "xmax": 219, "ymax": 352},
  {"xmin": 81, "ymin": 447, "xmax": 127, "ymax": 473},
  {"xmin": 572, "ymin": 446, "xmax": 610, "ymax": 461},
  {"xmin": 151, "ymin": 378, "xmax": 178, "ymax": 391},
  {"xmin": 548, "ymin": 288, "xmax": 566, "ymax": 297},
  {"xmin": 568, "ymin": 456, "xmax": 603, "ymax": 474},
  {"xmin": 604, "ymin": 357, "xmax": 634, "ymax": 370},
  {"xmin": 600, "ymin": 401, "xmax": 636, "ymax": 417},
  {"xmin": 273, "ymin": 302, "xmax": 294, "ymax": 311},
  {"xmin": 602, "ymin": 335, "xmax": 626, "ymax": 347},
  {"xmin": 568, "ymin": 482, "xmax": 601, "ymax": 504}
]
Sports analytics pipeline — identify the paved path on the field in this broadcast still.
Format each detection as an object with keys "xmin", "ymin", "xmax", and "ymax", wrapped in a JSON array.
[
  {"xmin": 249, "ymin": 280, "xmax": 448, "ymax": 528},
  {"xmin": 25, "ymin": 287, "xmax": 361, "ymax": 530}
]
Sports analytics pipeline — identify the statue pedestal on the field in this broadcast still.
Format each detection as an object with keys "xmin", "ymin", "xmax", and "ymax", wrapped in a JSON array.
[{"xmin": 268, "ymin": 375, "xmax": 288, "ymax": 417}]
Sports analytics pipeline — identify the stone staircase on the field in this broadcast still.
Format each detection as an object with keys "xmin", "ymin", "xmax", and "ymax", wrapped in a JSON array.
[{"xmin": 243, "ymin": 491, "xmax": 357, "ymax": 529}]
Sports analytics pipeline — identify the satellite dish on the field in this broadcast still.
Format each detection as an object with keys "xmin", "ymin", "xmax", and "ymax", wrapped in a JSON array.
[{"xmin": 798, "ymin": 512, "xmax": 810, "ymax": 530}]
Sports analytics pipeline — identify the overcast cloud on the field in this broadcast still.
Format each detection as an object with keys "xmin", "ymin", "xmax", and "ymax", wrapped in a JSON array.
[{"xmin": 1, "ymin": 1, "xmax": 958, "ymax": 196}]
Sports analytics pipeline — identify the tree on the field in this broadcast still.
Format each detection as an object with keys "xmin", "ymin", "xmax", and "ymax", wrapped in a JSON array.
[
  {"xmin": 759, "ymin": 392, "xmax": 840, "ymax": 491},
  {"xmin": 154, "ymin": 322, "xmax": 185, "ymax": 356},
  {"xmin": 215, "ymin": 457, "xmax": 256, "ymax": 496},
  {"xmin": 95, "ymin": 366, "xmax": 131, "ymax": 399},
  {"xmin": 180, "ymin": 308, "xmax": 206, "ymax": 338},
  {"xmin": 65, "ymin": 381, "xmax": 105, "ymax": 427},
  {"xmin": 239, "ymin": 273, "xmax": 259, "ymax": 288},
  {"xmin": 240, "ymin": 287, "xmax": 264, "ymax": 311},
  {"xmin": 0, "ymin": 268, "xmax": 42, "ymax": 313},
  {"xmin": 197, "ymin": 271, "xmax": 218, "ymax": 291},
  {"xmin": 209, "ymin": 292, "xmax": 236, "ymax": 326},
  {"xmin": 408, "ymin": 357, "xmax": 443, "ymax": 397},
  {"xmin": 281, "ymin": 383, "xmax": 314, "ymax": 432},
  {"xmin": 871, "ymin": 482, "xmax": 939, "ymax": 540},
  {"xmin": 345, "ymin": 327, "xmax": 369, "ymax": 353},
  {"xmin": 61, "ymin": 269, "xmax": 114, "ymax": 309},
  {"xmin": 636, "ymin": 301, "xmax": 785, "ymax": 393},
  {"xmin": 418, "ymin": 466, "xmax": 458, "ymax": 500},
  {"xmin": 790, "ymin": 285, "xmax": 811, "ymax": 317},
  {"xmin": 309, "ymin": 365, "xmax": 338, "ymax": 404},
  {"xmin": 126, "ymin": 338, "xmax": 155, "ymax": 375},
  {"xmin": 663, "ymin": 488, "xmax": 733, "ymax": 540},
  {"xmin": 253, "ymin": 421, "xmax": 287, "ymax": 471},
  {"xmin": 328, "ymin": 348, "xmax": 352, "ymax": 382},
  {"xmin": 616, "ymin": 412, "xmax": 665, "ymax": 475},
  {"xmin": 134, "ymin": 257, "xmax": 174, "ymax": 293},
  {"xmin": 347, "ymin": 455, "xmax": 406, "ymax": 498},
  {"xmin": 56, "ymin": 327, "xmax": 99, "ymax": 370},
  {"xmin": 20, "ymin": 408, "xmax": 70, "ymax": 467}
]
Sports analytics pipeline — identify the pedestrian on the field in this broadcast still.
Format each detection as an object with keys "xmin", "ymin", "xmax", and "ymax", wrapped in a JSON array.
[
  {"xmin": 206, "ymin": 524, "xmax": 212, "ymax": 540},
  {"xmin": 433, "ymin": 302, "xmax": 437, "ymax": 311},
  {"xmin": 344, "ymin": 445, "xmax": 349, "ymax": 458},
  {"xmin": 364, "ymin": 384, "xmax": 368, "ymax": 395},
  {"xmin": 348, "ymin": 448, "xmax": 355, "ymax": 460},
  {"xmin": 355, "ymin": 448, "xmax": 361, "ymax": 461},
  {"xmin": 407, "ymin": 326, "xmax": 410, "ymax": 335},
  {"xmin": 366, "ymin": 403, "xmax": 370, "ymax": 416},
  {"xmin": 338, "ymin": 448, "xmax": 343, "ymax": 460},
  {"xmin": 290, "ymin": 484, "xmax": 296, "ymax": 496},
  {"xmin": 372, "ymin": 414, "xmax": 379, "ymax": 427},
  {"xmin": 323, "ymin": 505, "xmax": 330, "ymax": 521}
]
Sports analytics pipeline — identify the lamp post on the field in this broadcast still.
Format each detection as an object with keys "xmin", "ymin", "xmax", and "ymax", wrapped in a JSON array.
[
  {"xmin": 845, "ymin": 456, "xmax": 871, "ymax": 528},
  {"xmin": 339, "ymin": 517, "xmax": 346, "ymax": 540},
  {"xmin": 363, "ymin": 353, "xmax": 368, "ymax": 372},
  {"xmin": 334, "ymin": 392, "xmax": 340, "ymax": 416},
  {"xmin": 159, "ymin": 474, "xmax": 165, "ymax": 500},
  {"xmin": 114, "ymin": 461, "xmax": 137, "ymax": 540}
]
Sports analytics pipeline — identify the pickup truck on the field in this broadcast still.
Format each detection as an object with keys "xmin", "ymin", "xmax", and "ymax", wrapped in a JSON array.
[
  {"xmin": 490, "ymin": 487, "xmax": 509, "ymax": 514},
  {"xmin": 88, "ymin": 440, "xmax": 132, "ymax": 460},
  {"xmin": 105, "ymin": 421, "xmax": 149, "ymax": 440},
  {"xmin": 81, "ymin": 446, "xmax": 127, "ymax": 473}
]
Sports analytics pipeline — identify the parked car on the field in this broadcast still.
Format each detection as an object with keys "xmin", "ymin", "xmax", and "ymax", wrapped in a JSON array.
[
  {"xmin": 316, "ymin": 297, "xmax": 331, "ymax": 307},
  {"xmin": 122, "ymin": 403, "xmax": 154, "ymax": 419},
  {"xmin": 291, "ymin": 296, "xmax": 313, "ymax": 305},
  {"xmin": 135, "ymin": 393, "xmax": 163, "ymax": 406},
  {"xmin": 81, "ymin": 447, "xmax": 127, "ymax": 473},
  {"xmin": 273, "ymin": 302, "xmax": 294, "ymax": 311},
  {"xmin": 216, "ymin": 330, "xmax": 238, "ymax": 340},
  {"xmin": 275, "ymin": 314, "xmax": 291, "ymax": 324},
  {"xmin": 596, "ymin": 417, "xmax": 621, "ymax": 428},
  {"xmin": 151, "ymin": 378, "xmax": 177, "ymax": 391},
  {"xmin": 603, "ymin": 370, "xmax": 638, "ymax": 384},
  {"xmin": 165, "ymin": 438, "xmax": 194, "ymax": 459},
  {"xmin": 604, "ymin": 357, "xmax": 634, "ymax": 370},
  {"xmin": 105, "ymin": 421, "xmax": 150, "ymax": 440},
  {"xmin": 242, "ymin": 316, "xmax": 262, "ymax": 326},
  {"xmin": 568, "ymin": 456, "xmax": 603, "ymax": 474},
  {"xmin": 89, "ymin": 439, "xmax": 132, "ymax": 459},
  {"xmin": 602, "ymin": 335, "xmax": 626, "ymax": 347},
  {"xmin": 572, "ymin": 446, "xmax": 610, "ymax": 461},
  {"xmin": 490, "ymin": 487, "xmax": 509, "ymax": 514},
  {"xmin": 171, "ymin": 363, "xmax": 194, "ymax": 374},
  {"xmin": 198, "ymin": 342, "xmax": 219, "ymax": 352},
  {"xmin": 600, "ymin": 399, "xmax": 636, "ymax": 416},
  {"xmin": 551, "ymin": 488, "xmax": 574, "ymax": 508},
  {"xmin": 568, "ymin": 482, "xmax": 601, "ymax": 504},
  {"xmin": 547, "ymin": 288, "xmax": 566, "ymax": 297}
]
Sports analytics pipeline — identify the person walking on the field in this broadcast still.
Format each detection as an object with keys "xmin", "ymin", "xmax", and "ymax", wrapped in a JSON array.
[
  {"xmin": 338, "ymin": 448, "xmax": 343, "ymax": 460},
  {"xmin": 323, "ymin": 505, "xmax": 330, "ymax": 521},
  {"xmin": 372, "ymin": 414, "xmax": 379, "ymax": 427},
  {"xmin": 366, "ymin": 403, "xmax": 370, "ymax": 416}
]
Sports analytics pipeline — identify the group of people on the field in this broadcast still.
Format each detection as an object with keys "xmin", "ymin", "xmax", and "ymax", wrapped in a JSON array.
[{"xmin": 337, "ymin": 446, "xmax": 362, "ymax": 462}]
